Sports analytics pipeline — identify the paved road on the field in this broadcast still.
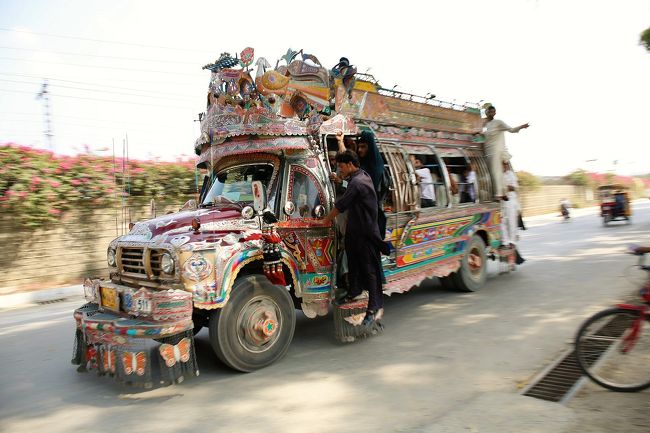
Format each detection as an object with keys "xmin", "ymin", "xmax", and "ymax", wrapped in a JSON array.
[{"xmin": 1, "ymin": 202, "xmax": 649, "ymax": 433}]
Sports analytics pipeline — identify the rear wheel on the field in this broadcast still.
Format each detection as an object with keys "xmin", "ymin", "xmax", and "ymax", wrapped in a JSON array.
[
  {"xmin": 574, "ymin": 307, "xmax": 650, "ymax": 392},
  {"xmin": 443, "ymin": 235, "xmax": 488, "ymax": 292},
  {"xmin": 452, "ymin": 235, "xmax": 488, "ymax": 292},
  {"xmin": 209, "ymin": 275, "xmax": 296, "ymax": 372}
]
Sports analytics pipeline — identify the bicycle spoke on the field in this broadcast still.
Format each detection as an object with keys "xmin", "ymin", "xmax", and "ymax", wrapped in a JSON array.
[{"xmin": 575, "ymin": 308, "xmax": 650, "ymax": 392}]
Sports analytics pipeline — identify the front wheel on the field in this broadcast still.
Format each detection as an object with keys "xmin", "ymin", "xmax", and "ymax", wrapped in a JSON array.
[
  {"xmin": 209, "ymin": 275, "xmax": 296, "ymax": 372},
  {"xmin": 574, "ymin": 307, "xmax": 650, "ymax": 392}
]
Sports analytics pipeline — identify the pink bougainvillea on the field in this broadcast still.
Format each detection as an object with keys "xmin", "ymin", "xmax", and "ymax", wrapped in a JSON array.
[{"xmin": 0, "ymin": 143, "xmax": 198, "ymax": 228}]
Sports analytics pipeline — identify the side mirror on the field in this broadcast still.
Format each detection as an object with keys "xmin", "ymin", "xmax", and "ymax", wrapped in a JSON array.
[
  {"xmin": 313, "ymin": 205, "xmax": 326, "ymax": 218},
  {"xmin": 251, "ymin": 181, "xmax": 266, "ymax": 212},
  {"xmin": 241, "ymin": 206, "xmax": 255, "ymax": 220},
  {"xmin": 283, "ymin": 201, "xmax": 296, "ymax": 216},
  {"xmin": 181, "ymin": 199, "xmax": 197, "ymax": 211}
]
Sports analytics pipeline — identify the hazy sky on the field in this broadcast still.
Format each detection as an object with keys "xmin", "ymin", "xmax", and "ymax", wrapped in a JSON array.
[{"xmin": 1, "ymin": 0, "xmax": 648, "ymax": 176}]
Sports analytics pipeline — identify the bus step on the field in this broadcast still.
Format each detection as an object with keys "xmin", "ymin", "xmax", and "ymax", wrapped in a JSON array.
[{"xmin": 333, "ymin": 299, "xmax": 370, "ymax": 343}]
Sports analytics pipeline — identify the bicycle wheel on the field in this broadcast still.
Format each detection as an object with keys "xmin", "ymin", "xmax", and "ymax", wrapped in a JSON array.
[{"xmin": 574, "ymin": 307, "xmax": 650, "ymax": 392}]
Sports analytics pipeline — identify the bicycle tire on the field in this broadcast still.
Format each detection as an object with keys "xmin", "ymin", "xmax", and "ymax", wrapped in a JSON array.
[{"xmin": 574, "ymin": 307, "xmax": 650, "ymax": 392}]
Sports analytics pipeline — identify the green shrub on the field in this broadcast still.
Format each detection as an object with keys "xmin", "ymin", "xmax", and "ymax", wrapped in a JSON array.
[{"xmin": 516, "ymin": 171, "xmax": 541, "ymax": 190}]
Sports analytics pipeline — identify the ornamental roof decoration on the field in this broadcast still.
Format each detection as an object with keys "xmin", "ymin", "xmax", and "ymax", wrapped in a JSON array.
[
  {"xmin": 195, "ymin": 48, "xmax": 485, "ymax": 157},
  {"xmin": 197, "ymin": 47, "xmax": 332, "ymax": 155}
]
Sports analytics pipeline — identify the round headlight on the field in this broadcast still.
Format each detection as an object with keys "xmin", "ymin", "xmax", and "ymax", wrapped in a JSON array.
[
  {"xmin": 241, "ymin": 205, "xmax": 255, "ymax": 220},
  {"xmin": 161, "ymin": 253, "xmax": 175, "ymax": 274},
  {"xmin": 107, "ymin": 248, "xmax": 116, "ymax": 267}
]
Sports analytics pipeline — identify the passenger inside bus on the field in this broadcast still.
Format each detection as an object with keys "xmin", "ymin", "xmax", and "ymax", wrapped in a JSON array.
[
  {"xmin": 441, "ymin": 155, "xmax": 475, "ymax": 205},
  {"xmin": 407, "ymin": 153, "xmax": 445, "ymax": 208},
  {"xmin": 410, "ymin": 155, "xmax": 436, "ymax": 208}
]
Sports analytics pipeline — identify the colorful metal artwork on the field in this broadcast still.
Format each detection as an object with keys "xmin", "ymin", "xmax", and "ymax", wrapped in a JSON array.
[
  {"xmin": 306, "ymin": 237, "xmax": 334, "ymax": 269},
  {"xmin": 182, "ymin": 253, "xmax": 213, "ymax": 282},
  {"xmin": 152, "ymin": 290, "xmax": 193, "ymax": 322},
  {"xmin": 262, "ymin": 226, "xmax": 286, "ymax": 286},
  {"xmin": 239, "ymin": 47, "xmax": 254, "ymax": 68}
]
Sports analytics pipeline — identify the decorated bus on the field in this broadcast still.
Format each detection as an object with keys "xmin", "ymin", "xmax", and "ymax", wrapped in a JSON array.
[{"xmin": 72, "ymin": 48, "xmax": 513, "ymax": 386}]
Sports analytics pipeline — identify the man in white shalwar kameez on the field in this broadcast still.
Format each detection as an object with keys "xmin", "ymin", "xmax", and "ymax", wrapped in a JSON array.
[
  {"xmin": 483, "ymin": 106, "xmax": 529, "ymax": 200},
  {"xmin": 501, "ymin": 160, "xmax": 519, "ymax": 247}
]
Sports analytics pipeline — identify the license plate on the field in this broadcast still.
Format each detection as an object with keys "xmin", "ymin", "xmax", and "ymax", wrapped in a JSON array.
[
  {"xmin": 135, "ymin": 297, "xmax": 152, "ymax": 314},
  {"xmin": 100, "ymin": 286, "xmax": 119, "ymax": 311}
]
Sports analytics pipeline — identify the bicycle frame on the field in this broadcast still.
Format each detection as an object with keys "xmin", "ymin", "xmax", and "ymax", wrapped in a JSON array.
[{"xmin": 613, "ymin": 304, "xmax": 648, "ymax": 353}]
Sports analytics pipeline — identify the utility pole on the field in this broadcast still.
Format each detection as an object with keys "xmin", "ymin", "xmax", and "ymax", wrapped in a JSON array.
[{"xmin": 36, "ymin": 79, "xmax": 54, "ymax": 151}]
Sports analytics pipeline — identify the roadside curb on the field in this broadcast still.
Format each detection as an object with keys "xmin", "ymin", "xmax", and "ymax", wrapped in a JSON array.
[{"xmin": 0, "ymin": 285, "xmax": 83, "ymax": 310}]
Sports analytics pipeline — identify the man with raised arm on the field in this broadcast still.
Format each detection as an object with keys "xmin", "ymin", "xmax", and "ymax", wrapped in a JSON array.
[{"xmin": 483, "ymin": 105, "xmax": 529, "ymax": 200}]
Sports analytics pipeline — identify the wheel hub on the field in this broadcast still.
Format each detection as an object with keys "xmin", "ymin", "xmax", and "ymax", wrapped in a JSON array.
[
  {"xmin": 468, "ymin": 248, "xmax": 483, "ymax": 273},
  {"xmin": 238, "ymin": 298, "xmax": 281, "ymax": 351}
]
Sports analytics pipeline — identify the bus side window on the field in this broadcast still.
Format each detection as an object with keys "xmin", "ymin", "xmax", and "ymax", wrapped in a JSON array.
[
  {"xmin": 441, "ymin": 156, "xmax": 474, "ymax": 205},
  {"xmin": 288, "ymin": 168, "xmax": 323, "ymax": 219},
  {"xmin": 467, "ymin": 155, "xmax": 491, "ymax": 203}
]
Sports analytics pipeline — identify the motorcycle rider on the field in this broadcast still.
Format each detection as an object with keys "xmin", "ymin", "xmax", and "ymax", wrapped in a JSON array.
[{"xmin": 560, "ymin": 198, "xmax": 571, "ymax": 220}]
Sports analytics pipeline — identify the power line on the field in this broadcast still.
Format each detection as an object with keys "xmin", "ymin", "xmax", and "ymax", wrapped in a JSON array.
[
  {"xmin": 0, "ymin": 88, "xmax": 196, "ymax": 109},
  {"xmin": 0, "ymin": 111, "xmax": 174, "ymax": 127},
  {"xmin": 0, "ymin": 27, "xmax": 213, "ymax": 54},
  {"xmin": 0, "ymin": 78, "xmax": 195, "ymax": 102},
  {"xmin": 0, "ymin": 71, "xmax": 202, "ymax": 91},
  {"xmin": 0, "ymin": 45, "xmax": 198, "ymax": 65},
  {"xmin": 0, "ymin": 56, "xmax": 203, "ymax": 76},
  {"xmin": 0, "ymin": 118, "xmax": 166, "ymax": 134}
]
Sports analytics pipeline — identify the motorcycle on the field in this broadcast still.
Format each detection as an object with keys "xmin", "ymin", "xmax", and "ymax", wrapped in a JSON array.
[{"xmin": 560, "ymin": 201, "xmax": 570, "ymax": 221}]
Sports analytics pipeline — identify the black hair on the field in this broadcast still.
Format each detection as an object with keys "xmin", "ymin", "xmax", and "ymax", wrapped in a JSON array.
[
  {"xmin": 357, "ymin": 130, "xmax": 373, "ymax": 144},
  {"xmin": 487, "ymin": 105, "xmax": 496, "ymax": 110},
  {"xmin": 335, "ymin": 150, "xmax": 360, "ymax": 167},
  {"xmin": 413, "ymin": 154, "xmax": 425, "ymax": 163}
]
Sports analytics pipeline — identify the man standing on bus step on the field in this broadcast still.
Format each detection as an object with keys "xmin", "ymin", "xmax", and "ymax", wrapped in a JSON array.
[
  {"xmin": 483, "ymin": 105, "xmax": 529, "ymax": 200},
  {"xmin": 323, "ymin": 150, "xmax": 389, "ymax": 330}
]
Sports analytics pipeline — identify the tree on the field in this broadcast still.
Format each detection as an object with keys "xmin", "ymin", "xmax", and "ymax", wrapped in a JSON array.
[
  {"xmin": 566, "ymin": 169, "xmax": 590, "ymax": 187},
  {"xmin": 516, "ymin": 171, "xmax": 541, "ymax": 190},
  {"xmin": 641, "ymin": 27, "xmax": 650, "ymax": 52}
]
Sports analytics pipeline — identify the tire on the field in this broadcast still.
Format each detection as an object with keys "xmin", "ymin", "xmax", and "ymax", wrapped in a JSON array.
[
  {"xmin": 209, "ymin": 275, "xmax": 296, "ymax": 372},
  {"xmin": 603, "ymin": 214, "xmax": 611, "ymax": 226},
  {"xmin": 574, "ymin": 307, "xmax": 650, "ymax": 392},
  {"xmin": 451, "ymin": 235, "xmax": 488, "ymax": 292},
  {"xmin": 191, "ymin": 311, "xmax": 209, "ymax": 335},
  {"xmin": 439, "ymin": 275, "xmax": 457, "ymax": 291}
]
